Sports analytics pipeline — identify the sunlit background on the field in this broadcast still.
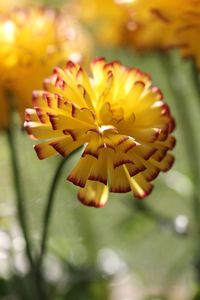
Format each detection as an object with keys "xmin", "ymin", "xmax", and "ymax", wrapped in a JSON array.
[{"xmin": 0, "ymin": 0, "xmax": 200, "ymax": 299}]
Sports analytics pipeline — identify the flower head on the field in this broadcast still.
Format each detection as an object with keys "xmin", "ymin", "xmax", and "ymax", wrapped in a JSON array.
[
  {"xmin": 170, "ymin": 1, "xmax": 200, "ymax": 68},
  {"xmin": 0, "ymin": 0, "xmax": 25, "ymax": 12},
  {"xmin": 68, "ymin": 0, "xmax": 129, "ymax": 47},
  {"xmin": 123, "ymin": 0, "xmax": 200, "ymax": 68},
  {"xmin": 121, "ymin": 0, "xmax": 186, "ymax": 50},
  {"xmin": 25, "ymin": 58, "xmax": 176, "ymax": 208},
  {"xmin": 0, "ymin": 6, "xmax": 91, "ymax": 129}
]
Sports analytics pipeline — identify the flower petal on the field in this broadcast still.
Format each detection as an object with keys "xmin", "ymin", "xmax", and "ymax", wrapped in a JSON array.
[
  {"xmin": 50, "ymin": 135, "xmax": 86, "ymax": 157},
  {"xmin": 25, "ymin": 108, "xmax": 40, "ymax": 122},
  {"xmin": 156, "ymin": 136, "xmax": 176, "ymax": 150},
  {"xmin": 78, "ymin": 181, "xmax": 108, "ymax": 208},
  {"xmin": 133, "ymin": 143, "xmax": 157, "ymax": 160},
  {"xmin": 149, "ymin": 153, "xmax": 174, "ymax": 172},
  {"xmin": 34, "ymin": 142, "xmax": 57, "ymax": 160},
  {"xmin": 25, "ymin": 122, "xmax": 62, "ymax": 139},
  {"xmin": 67, "ymin": 155, "xmax": 96, "ymax": 187},
  {"xmin": 109, "ymin": 162, "xmax": 131, "ymax": 193},
  {"xmin": 131, "ymin": 128, "xmax": 160, "ymax": 142},
  {"xmin": 123, "ymin": 166, "xmax": 153, "ymax": 199},
  {"xmin": 88, "ymin": 150, "xmax": 108, "ymax": 184}
]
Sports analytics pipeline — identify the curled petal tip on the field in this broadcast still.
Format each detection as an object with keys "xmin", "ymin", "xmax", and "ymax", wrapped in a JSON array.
[
  {"xmin": 78, "ymin": 194, "xmax": 106, "ymax": 208},
  {"xmin": 92, "ymin": 57, "xmax": 106, "ymax": 64}
]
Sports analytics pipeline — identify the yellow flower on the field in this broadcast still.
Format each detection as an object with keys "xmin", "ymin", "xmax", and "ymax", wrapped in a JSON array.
[
  {"xmin": 25, "ymin": 58, "xmax": 176, "ymax": 208},
  {"xmin": 0, "ymin": 6, "xmax": 92, "ymax": 129},
  {"xmin": 0, "ymin": 0, "xmax": 25, "ymax": 12},
  {"xmin": 123, "ymin": 0, "xmax": 200, "ymax": 67},
  {"xmin": 170, "ymin": 2, "xmax": 200, "ymax": 68},
  {"xmin": 68, "ymin": 0, "xmax": 129, "ymax": 47},
  {"xmin": 121, "ymin": 0, "xmax": 185, "ymax": 50}
]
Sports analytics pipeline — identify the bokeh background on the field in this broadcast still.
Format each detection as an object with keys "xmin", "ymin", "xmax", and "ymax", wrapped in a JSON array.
[{"xmin": 0, "ymin": 0, "xmax": 200, "ymax": 299}]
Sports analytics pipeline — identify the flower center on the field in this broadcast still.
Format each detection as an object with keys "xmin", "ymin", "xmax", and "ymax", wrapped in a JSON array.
[{"xmin": 98, "ymin": 101, "xmax": 124, "ymax": 127}]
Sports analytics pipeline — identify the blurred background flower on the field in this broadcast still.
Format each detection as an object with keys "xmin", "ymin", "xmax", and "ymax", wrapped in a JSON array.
[
  {"xmin": 0, "ymin": 4, "xmax": 92, "ymax": 129},
  {"xmin": 121, "ymin": 0, "xmax": 200, "ymax": 69},
  {"xmin": 66, "ymin": 0, "xmax": 130, "ymax": 47},
  {"xmin": 120, "ymin": 0, "xmax": 187, "ymax": 50}
]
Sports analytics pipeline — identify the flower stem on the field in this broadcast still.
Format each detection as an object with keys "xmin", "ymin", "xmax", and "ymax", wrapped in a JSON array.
[
  {"xmin": 38, "ymin": 148, "xmax": 81, "ymax": 270},
  {"xmin": 158, "ymin": 52, "xmax": 200, "ymax": 277},
  {"xmin": 161, "ymin": 53, "xmax": 200, "ymax": 230},
  {"xmin": 6, "ymin": 128, "xmax": 34, "ymax": 267},
  {"xmin": 6, "ymin": 127, "xmax": 46, "ymax": 300},
  {"xmin": 191, "ymin": 59, "xmax": 200, "ymax": 103}
]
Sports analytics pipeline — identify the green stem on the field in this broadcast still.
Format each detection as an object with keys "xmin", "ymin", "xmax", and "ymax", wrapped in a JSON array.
[
  {"xmin": 189, "ymin": 60, "xmax": 200, "ymax": 281},
  {"xmin": 160, "ymin": 53, "xmax": 200, "ymax": 232},
  {"xmin": 7, "ymin": 128, "xmax": 34, "ymax": 268},
  {"xmin": 158, "ymin": 52, "xmax": 200, "ymax": 277},
  {"xmin": 38, "ymin": 148, "xmax": 81, "ymax": 269},
  {"xmin": 191, "ymin": 59, "xmax": 200, "ymax": 102},
  {"xmin": 6, "ymin": 128, "xmax": 46, "ymax": 300}
]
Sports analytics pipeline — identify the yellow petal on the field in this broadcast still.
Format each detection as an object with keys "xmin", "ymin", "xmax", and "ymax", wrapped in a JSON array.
[
  {"xmin": 156, "ymin": 136, "xmax": 176, "ymax": 150},
  {"xmin": 50, "ymin": 135, "xmax": 86, "ymax": 157},
  {"xmin": 32, "ymin": 91, "xmax": 49, "ymax": 109},
  {"xmin": 25, "ymin": 122, "xmax": 62, "ymax": 139},
  {"xmin": 149, "ymin": 153, "xmax": 174, "ymax": 172},
  {"xmin": 131, "ymin": 128, "xmax": 160, "ymax": 143},
  {"xmin": 65, "ymin": 61, "xmax": 79, "ymax": 77},
  {"xmin": 116, "ymin": 136, "xmax": 137, "ymax": 153},
  {"xmin": 124, "ymin": 80, "xmax": 145, "ymax": 112},
  {"xmin": 133, "ymin": 143, "xmax": 157, "ymax": 160},
  {"xmin": 78, "ymin": 180, "xmax": 109, "ymax": 208},
  {"xmin": 48, "ymin": 113, "xmax": 89, "ymax": 132},
  {"xmin": 90, "ymin": 57, "xmax": 106, "ymax": 93},
  {"xmin": 67, "ymin": 155, "xmax": 96, "ymax": 187},
  {"xmin": 76, "ymin": 67, "xmax": 94, "ymax": 101},
  {"xmin": 88, "ymin": 149, "xmax": 108, "ymax": 184},
  {"xmin": 34, "ymin": 141, "xmax": 57, "ymax": 160},
  {"xmin": 25, "ymin": 108, "xmax": 40, "ymax": 122},
  {"xmin": 123, "ymin": 166, "xmax": 153, "ymax": 199},
  {"xmin": 109, "ymin": 162, "xmax": 131, "ymax": 193},
  {"xmin": 151, "ymin": 145, "xmax": 168, "ymax": 162},
  {"xmin": 82, "ymin": 134, "xmax": 100, "ymax": 158},
  {"xmin": 77, "ymin": 84, "xmax": 94, "ymax": 111},
  {"xmin": 126, "ymin": 152, "xmax": 146, "ymax": 172},
  {"xmin": 44, "ymin": 74, "xmax": 86, "ymax": 108},
  {"xmin": 132, "ymin": 87, "xmax": 163, "ymax": 115},
  {"xmin": 130, "ymin": 153, "xmax": 160, "ymax": 181}
]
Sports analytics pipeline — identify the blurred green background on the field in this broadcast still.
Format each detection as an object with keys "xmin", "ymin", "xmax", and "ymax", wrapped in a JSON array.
[{"xmin": 0, "ymin": 0, "xmax": 200, "ymax": 299}]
